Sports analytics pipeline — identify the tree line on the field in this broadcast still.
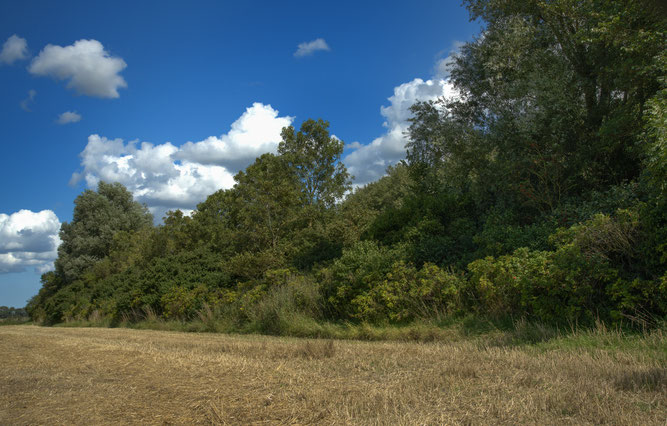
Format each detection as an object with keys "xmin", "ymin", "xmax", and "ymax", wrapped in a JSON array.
[
  {"xmin": 27, "ymin": 0, "xmax": 666, "ymax": 330},
  {"xmin": 0, "ymin": 306, "xmax": 28, "ymax": 320}
]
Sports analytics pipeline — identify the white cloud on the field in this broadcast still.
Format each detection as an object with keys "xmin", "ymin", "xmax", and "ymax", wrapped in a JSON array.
[
  {"xmin": 434, "ymin": 41, "xmax": 464, "ymax": 79},
  {"xmin": 0, "ymin": 210, "xmax": 61, "ymax": 274},
  {"xmin": 344, "ymin": 78, "xmax": 458, "ymax": 186},
  {"xmin": 20, "ymin": 89, "xmax": 36, "ymax": 112},
  {"xmin": 177, "ymin": 102, "xmax": 293, "ymax": 172},
  {"xmin": 294, "ymin": 38, "xmax": 330, "ymax": 57},
  {"xmin": 71, "ymin": 103, "xmax": 293, "ymax": 220},
  {"xmin": 434, "ymin": 56, "xmax": 455, "ymax": 79},
  {"xmin": 0, "ymin": 34, "xmax": 29, "ymax": 65},
  {"xmin": 29, "ymin": 39, "xmax": 127, "ymax": 98},
  {"xmin": 56, "ymin": 111, "xmax": 82, "ymax": 124}
]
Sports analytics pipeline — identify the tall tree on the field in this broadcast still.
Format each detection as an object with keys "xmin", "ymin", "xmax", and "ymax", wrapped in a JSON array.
[
  {"xmin": 229, "ymin": 153, "xmax": 302, "ymax": 252},
  {"xmin": 408, "ymin": 0, "xmax": 665, "ymax": 214},
  {"xmin": 278, "ymin": 119, "xmax": 351, "ymax": 211},
  {"xmin": 55, "ymin": 182, "xmax": 153, "ymax": 283}
]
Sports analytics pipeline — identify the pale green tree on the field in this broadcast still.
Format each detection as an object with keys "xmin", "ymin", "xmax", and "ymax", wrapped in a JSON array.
[
  {"xmin": 278, "ymin": 119, "xmax": 351, "ymax": 211},
  {"xmin": 55, "ymin": 182, "xmax": 153, "ymax": 282}
]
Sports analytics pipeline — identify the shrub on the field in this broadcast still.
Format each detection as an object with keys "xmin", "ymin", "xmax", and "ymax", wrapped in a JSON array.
[
  {"xmin": 472, "ymin": 207, "xmax": 556, "ymax": 258},
  {"xmin": 161, "ymin": 284, "xmax": 207, "ymax": 320},
  {"xmin": 466, "ymin": 248, "xmax": 543, "ymax": 318},
  {"xmin": 356, "ymin": 262, "xmax": 464, "ymax": 322},
  {"xmin": 319, "ymin": 241, "xmax": 403, "ymax": 320},
  {"xmin": 465, "ymin": 208, "xmax": 665, "ymax": 325},
  {"xmin": 466, "ymin": 246, "xmax": 618, "ymax": 324}
]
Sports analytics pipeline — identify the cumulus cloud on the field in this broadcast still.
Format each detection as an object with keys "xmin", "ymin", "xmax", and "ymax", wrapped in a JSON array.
[
  {"xmin": 29, "ymin": 39, "xmax": 127, "ymax": 98},
  {"xmin": 177, "ymin": 102, "xmax": 293, "ymax": 172},
  {"xmin": 0, "ymin": 34, "xmax": 29, "ymax": 65},
  {"xmin": 344, "ymin": 78, "xmax": 458, "ymax": 186},
  {"xmin": 56, "ymin": 111, "xmax": 82, "ymax": 124},
  {"xmin": 71, "ymin": 103, "xmax": 293, "ymax": 220},
  {"xmin": 20, "ymin": 89, "xmax": 36, "ymax": 112},
  {"xmin": 0, "ymin": 210, "xmax": 61, "ymax": 274},
  {"xmin": 294, "ymin": 38, "xmax": 330, "ymax": 57},
  {"xmin": 71, "ymin": 135, "xmax": 233, "ymax": 220}
]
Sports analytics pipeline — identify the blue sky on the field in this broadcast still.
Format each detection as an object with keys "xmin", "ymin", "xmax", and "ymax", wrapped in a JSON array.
[{"xmin": 0, "ymin": 0, "xmax": 480, "ymax": 307}]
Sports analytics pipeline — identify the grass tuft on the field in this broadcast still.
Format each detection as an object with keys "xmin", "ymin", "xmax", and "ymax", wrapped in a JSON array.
[
  {"xmin": 614, "ymin": 367, "xmax": 667, "ymax": 392},
  {"xmin": 297, "ymin": 340, "xmax": 335, "ymax": 359}
]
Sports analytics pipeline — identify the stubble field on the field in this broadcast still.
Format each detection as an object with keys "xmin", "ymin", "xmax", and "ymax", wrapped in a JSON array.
[{"xmin": 1, "ymin": 325, "xmax": 665, "ymax": 424}]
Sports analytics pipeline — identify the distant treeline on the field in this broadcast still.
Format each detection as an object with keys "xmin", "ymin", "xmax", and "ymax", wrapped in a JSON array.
[
  {"xmin": 0, "ymin": 306, "xmax": 28, "ymax": 319},
  {"xmin": 28, "ymin": 0, "xmax": 666, "ymax": 331}
]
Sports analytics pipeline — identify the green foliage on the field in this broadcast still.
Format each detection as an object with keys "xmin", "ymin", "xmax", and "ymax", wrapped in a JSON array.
[
  {"xmin": 230, "ymin": 153, "xmax": 302, "ymax": 252},
  {"xmin": 241, "ymin": 274, "xmax": 323, "ymax": 335},
  {"xmin": 289, "ymin": 224, "xmax": 343, "ymax": 269},
  {"xmin": 358, "ymin": 262, "xmax": 464, "ymax": 322},
  {"xmin": 410, "ymin": 0, "xmax": 665, "ymax": 216},
  {"xmin": 472, "ymin": 207, "xmax": 556, "ymax": 258},
  {"xmin": 339, "ymin": 163, "xmax": 412, "ymax": 245},
  {"xmin": 466, "ymin": 209, "xmax": 666, "ymax": 324},
  {"xmin": 26, "ymin": 271, "xmax": 65, "ymax": 324},
  {"xmin": 279, "ymin": 119, "xmax": 351, "ymax": 211},
  {"xmin": 226, "ymin": 249, "xmax": 285, "ymax": 283},
  {"xmin": 551, "ymin": 182, "xmax": 643, "ymax": 226},
  {"xmin": 643, "ymin": 52, "xmax": 667, "ymax": 201},
  {"xmin": 467, "ymin": 246, "xmax": 607, "ymax": 324},
  {"xmin": 27, "ymin": 3, "xmax": 665, "ymax": 332},
  {"xmin": 367, "ymin": 190, "xmax": 478, "ymax": 267},
  {"xmin": 161, "ymin": 285, "xmax": 208, "ymax": 320},
  {"xmin": 320, "ymin": 241, "xmax": 404, "ymax": 320},
  {"xmin": 55, "ymin": 181, "xmax": 153, "ymax": 283}
]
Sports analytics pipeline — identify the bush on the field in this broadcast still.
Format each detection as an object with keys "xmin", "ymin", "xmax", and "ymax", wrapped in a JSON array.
[
  {"xmin": 465, "ymin": 208, "xmax": 666, "ymax": 325},
  {"xmin": 161, "ymin": 284, "xmax": 208, "ymax": 320},
  {"xmin": 466, "ymin": 244, "xmax": 619, "ymax": 324},
  {"xmin": 355, "ymin": 262, "xmax": 464, "ymax": 322},
  {"xmin": 472, "ymin": 207, "xmax": 556, "ymax": 258},
  {"xmin": 319, "ymin": 241, "xmax": 403, "ymax": 320},
  {"xmin": 466, "ymin": 248, "xmax": 545, "ymax": 319}
]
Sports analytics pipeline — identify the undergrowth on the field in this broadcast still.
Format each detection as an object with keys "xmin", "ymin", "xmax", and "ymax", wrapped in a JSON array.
[{"xmin": 48, "ymin": 307, "xmax": 667, "ymax": 362}]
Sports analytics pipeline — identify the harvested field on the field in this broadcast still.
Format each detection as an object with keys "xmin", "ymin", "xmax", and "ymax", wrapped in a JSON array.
[{"xmin": 1, "ymin": 325, "xmax": 665, "ymax": 424}]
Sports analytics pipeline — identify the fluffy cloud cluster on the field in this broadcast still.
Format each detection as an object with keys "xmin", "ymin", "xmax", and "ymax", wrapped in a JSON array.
[
  {"xmin": 344, "ymin": 78, "xmax": 458, "ymax": 186},
  {"xmin": 294, "ymin": 38, "xmax": 330, "ymax": 57},
  {"xmin": 56, "ymin": 111, "xmax": 82, "ymax": 124},
  {"xmin": 71, "ymin": 103, "xmax": 293, "ymax": 220},
  {"xmin": 0, "ymin": 34, "xmax": 29, "ymax": 65},
  {"xmin": 29, "ymin": 39, "xmax": 127, "ymax": 98},
  {"xmin": 0, "ymin": 210, "xmax": 61, "ymax": 274}
]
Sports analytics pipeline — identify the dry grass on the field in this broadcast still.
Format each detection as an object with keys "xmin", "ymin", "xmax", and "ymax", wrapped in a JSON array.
[{"xmin": 0, "ymin": 325, "xmax": 665, "ymax": 425}]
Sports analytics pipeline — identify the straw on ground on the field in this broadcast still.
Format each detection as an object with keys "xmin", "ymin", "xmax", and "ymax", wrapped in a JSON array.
[{"xmin": 1, "ymin": 325, "xmax": 665, "ymax": 424}]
